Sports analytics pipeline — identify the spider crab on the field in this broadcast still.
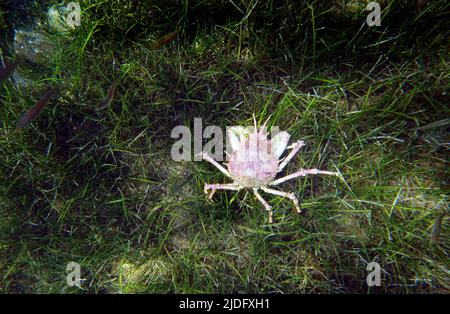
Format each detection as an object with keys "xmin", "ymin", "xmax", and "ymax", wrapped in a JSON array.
[{"xmin": 201, "ymin": 116, "xmax": 339, "ymax": 223}]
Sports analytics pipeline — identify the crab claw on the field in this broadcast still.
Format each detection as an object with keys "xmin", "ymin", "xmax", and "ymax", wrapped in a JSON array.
[{"xmin": 270, "ymin": 131, "xmax": 291, "ymax": 158}]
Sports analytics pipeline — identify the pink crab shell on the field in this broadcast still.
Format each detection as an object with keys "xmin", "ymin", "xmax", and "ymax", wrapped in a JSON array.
[{"xmin": 226, "ymin": 126, "xmax": 290, "ymax": 187}]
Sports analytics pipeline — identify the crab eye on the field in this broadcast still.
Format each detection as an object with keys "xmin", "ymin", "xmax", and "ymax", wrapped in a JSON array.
[{"xmin": 270, "ymin": 131, "xmax": 290, "ymax": 158}]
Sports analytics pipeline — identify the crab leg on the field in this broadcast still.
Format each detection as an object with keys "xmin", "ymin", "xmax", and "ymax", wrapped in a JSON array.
[
  {"xmin": 278, "ymin": 140, "xmax": 305, "ymax": 171},
  {"xmin": 260, "ymin": 187, "xmax": 301, "ymax": 213},
  {"xmin": 202, "ymin": 152, "xmax": 232, "ymax": 178},
  {"xmin": 253, "ymin": 188, "xmax": 273, "ymax": 223},
  {"xmin": 269, "ymin": 168, "xmax": 338, "ymax": 186},
  {"xmin": 204, "ymin": 183, "xmax": 241, "ymax": 200}
]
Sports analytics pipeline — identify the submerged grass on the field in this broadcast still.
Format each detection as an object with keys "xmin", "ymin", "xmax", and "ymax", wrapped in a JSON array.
[{"xmin": 0, "ymin": 0, "xmax": 448, "ymax": 293}]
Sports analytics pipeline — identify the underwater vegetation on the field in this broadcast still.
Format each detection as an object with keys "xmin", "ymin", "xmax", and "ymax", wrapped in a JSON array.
[{"xmin": 0, "ymin": 0, "xmax": 448, "ymax": 293}]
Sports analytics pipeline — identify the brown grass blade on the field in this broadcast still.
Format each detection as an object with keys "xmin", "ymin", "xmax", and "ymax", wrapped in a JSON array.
[
  {"xmin": 16, "ymin": 87, "xmax": 56, "ymax": 130},
  {"xmin": 0, "ymin": 56, "xmax": 24, "ymax": 81},
  {"xmin": 97, "ymin": 81, "xmax": 118, "ymax": 110},
  {"xmin": 151, "ymin": 31, "xmax": 178, "ymax": 50}
]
